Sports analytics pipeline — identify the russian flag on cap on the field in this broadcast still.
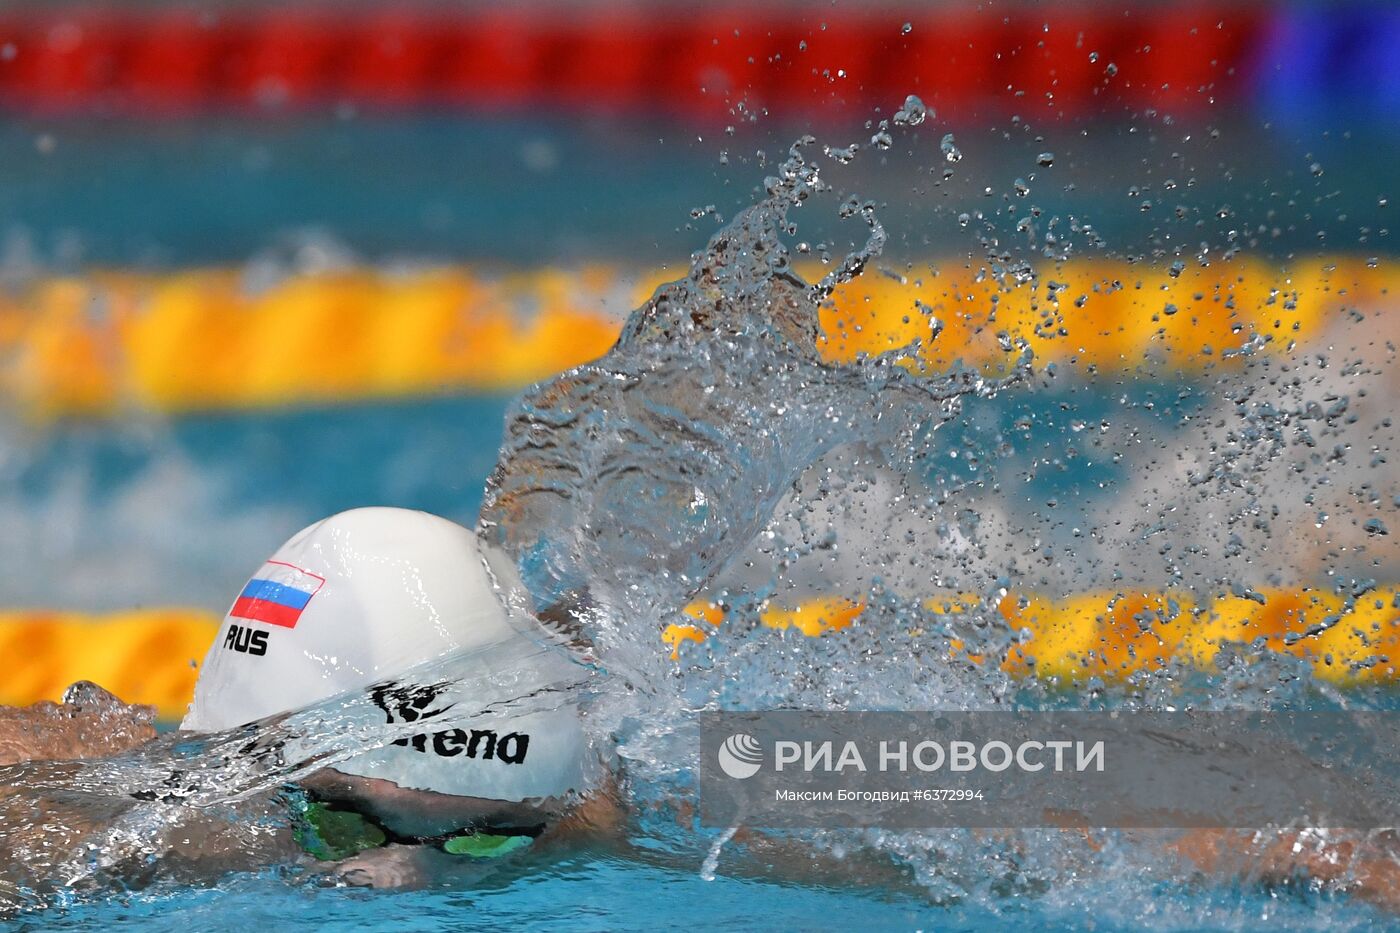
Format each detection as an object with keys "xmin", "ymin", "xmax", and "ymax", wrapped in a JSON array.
[{"xmin": 230, "ymin": 560, "xmax": 325, "ymax": 629}]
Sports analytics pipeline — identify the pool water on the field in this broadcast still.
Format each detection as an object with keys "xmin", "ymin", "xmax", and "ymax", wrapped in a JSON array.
[{"xmin": 33, "ymin": 855, "xmax": 1392, "ymax": 932}]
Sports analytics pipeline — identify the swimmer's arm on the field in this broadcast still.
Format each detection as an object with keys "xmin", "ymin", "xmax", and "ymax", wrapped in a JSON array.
[
  {"xmin": 544, "ymin": 795, "xmax": 921, "ymax": 894},
  {"xmin": 0, "ymin": 689, "xmax": 485, "ymax": 892},
  {"xmin": 0, "ymin": 688, "xmax": 307, "ymax": 898},
  {"xmin": 1065, "ymin": 809, "xmax": 1400, "ymax": 912},
  {"xmin": 623, "ymin": 801, "xmax": 1400, "ymax": 908},
  {"xmin": 1170, "ymin": 828, "xmax": 1400, "ymax": 913},
  {"xmin": 672, "ymin": 823, "xmax": 1400, "ymax": 908},
  {"xmin": 0, "ymin": 683, "xmax": 156, "ymax": 765},
  {"xmin": 1046, "ymin": 800, "xmax": 1400, "ymax": 913}
]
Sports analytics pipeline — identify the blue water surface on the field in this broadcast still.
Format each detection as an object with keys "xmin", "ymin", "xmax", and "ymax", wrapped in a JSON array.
[{"xmin": 28, "ymin": 854, "xmax": 1395, "ymax": 933}]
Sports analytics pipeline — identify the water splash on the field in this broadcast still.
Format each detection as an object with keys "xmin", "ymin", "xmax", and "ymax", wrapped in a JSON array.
[
  {"xmin": 478, "ymin": 136, "xmax": 1027, "ymax": 659},
  {"xmin": 2, "ymin": 115, "xmax": 1393, "ymax": 926},
  {"xmin": 0, "ymin": 130, "xmax": 1039, "ymax": 912}
]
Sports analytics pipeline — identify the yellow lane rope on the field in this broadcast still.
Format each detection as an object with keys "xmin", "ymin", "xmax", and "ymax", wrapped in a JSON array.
[
  {"xmin": 0, "ymin": 609, "xmax": 219, "ymax": 721},
  {"xmin": 1, "ymin": 586, "xmax": 1392, "ymax": 721},
  {"xmin": 0, "ymin": 257, "xmax": 1389, "ymax": 417},
  {"xmin": 667, "ymin": 587, "xmax": 1400, "ymax": 686}
]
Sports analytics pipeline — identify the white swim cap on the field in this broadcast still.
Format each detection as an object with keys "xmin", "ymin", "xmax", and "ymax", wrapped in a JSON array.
[{"xmin": 181, "ymin": 507, "xmax": 590, "ymax": 804}]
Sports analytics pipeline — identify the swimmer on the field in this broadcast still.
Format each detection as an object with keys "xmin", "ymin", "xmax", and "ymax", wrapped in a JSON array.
[
  {"xmin": 0, "ymin": 507, "xmax": 622, "ymax": 896},
  {"xmin": 3, "ymin": 507, "xmax": 1400, "ymax": 907},
  {"xmin": 179, "ymin": 506, "xmax": 622, "ymax": 884}
]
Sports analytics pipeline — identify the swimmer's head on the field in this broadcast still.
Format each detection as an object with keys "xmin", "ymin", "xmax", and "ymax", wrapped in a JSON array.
[{"xmin": 182, "ymin": 507, "xmax": 590, "ymax": 808}]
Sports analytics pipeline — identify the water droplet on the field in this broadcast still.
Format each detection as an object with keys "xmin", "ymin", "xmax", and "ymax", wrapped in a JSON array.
[
  {"xmin": 1088, "ymin": 51, "xmax": 1099, "ymax": 63},
  {"xmin": 1309, "ymin": 162, "xmax": 1324, "ymax": 177},
  {"xmin": 893, "ymin": 94, "xmax": 927, "ymax": 127},
  {"xmin": 1365, "ymin": 518, "xmax": 1389, "ymax": 536},
  {"xmin": 1105, "ymin": 62, "xmax": 1119, "ymax": 76},
  {"xmin": 901, "ymin": 22, "xmax": 912, "ymax": 35},
  {"xmin": 824, "ymin": 144, "xmax": 859, "ymax": 164},
  {"xmin": 940, "ymin": 133, "xmax": 962, "ymax": 163},
  {"xmin": 1036, "ymin": 152, "xmax": 1054, "ymax": 167}
]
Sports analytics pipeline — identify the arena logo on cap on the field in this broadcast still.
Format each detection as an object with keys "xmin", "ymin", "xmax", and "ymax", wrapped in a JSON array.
[{"xmin": 229, "ymin": 560, "xmax": 325, "ymax": 629}]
